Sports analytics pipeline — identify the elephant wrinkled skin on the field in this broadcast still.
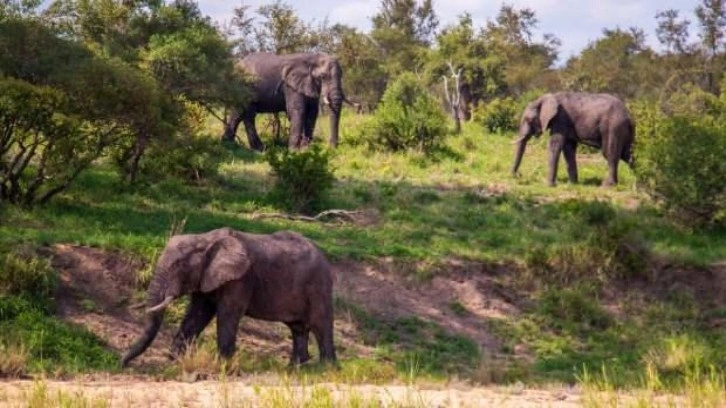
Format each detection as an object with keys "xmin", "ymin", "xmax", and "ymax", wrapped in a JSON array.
[
  {"xmin": 223, "ymin": 52, "xmax": 345, "ymax": 150},
  {"xmin": 121, "ymin": 228, "xmax": 337, "ymax": 367},
  {"xmin": 511, "ymin": 92, "xmax": 635, "ymax": 186}
]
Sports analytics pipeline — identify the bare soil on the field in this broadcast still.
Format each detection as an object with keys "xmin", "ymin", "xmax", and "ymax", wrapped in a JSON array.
[{"xmin": 0, "ymin": 379, "xmax": 584, "ymax": 407}]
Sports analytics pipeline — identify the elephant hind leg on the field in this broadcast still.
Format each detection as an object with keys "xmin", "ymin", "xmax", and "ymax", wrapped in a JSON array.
[
  {"xmin": 241, "ymin": 111, "xmax": 265, "ymax": 151},
  {"xmin": 308, "ymin": 299, "xmax": 336, "ymax": 364},
  {"xmin": 285, "ymin": 321, "xmax": 311, "ymax": 366},
  {"xmin": 171, "ymin": 293, "xmax": 216, "ymax": 358}
]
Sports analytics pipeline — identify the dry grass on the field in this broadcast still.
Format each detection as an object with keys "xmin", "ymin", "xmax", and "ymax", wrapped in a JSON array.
[{"xmin": 0, "ymin": 342, "xmax": 28, "ymax": 378}]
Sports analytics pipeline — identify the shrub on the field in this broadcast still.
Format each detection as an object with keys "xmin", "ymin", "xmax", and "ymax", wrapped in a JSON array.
[
  {"xmin": 474, "ymin": 97, "xmax": 519, "ymax": 134},
  {"xmin": 365, "ymin": 73, "xmax": 447, "ymax": 152},
  {"xmin": 0, "ymin": 249, "xmax": 56, "ymax": 298},
  {"xmin": 265, "ymin": 144, "xmax": 335, "ymax": 214},
  {"xmin": 137, "ymin": 132, "xmax": 229, "ymax": 183},
  {"xmin": 634, "ymin": 102, "xmax": 726, "ymax": 227}
]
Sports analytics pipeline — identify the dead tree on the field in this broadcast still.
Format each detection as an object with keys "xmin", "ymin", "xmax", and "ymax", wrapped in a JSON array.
[{"xmin": 442, "ymin": 61, "xmax": 463, "ymax": 134}]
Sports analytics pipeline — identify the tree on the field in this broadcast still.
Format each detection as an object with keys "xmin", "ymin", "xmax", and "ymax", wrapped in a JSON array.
[
  {"xmin": 481, "ymin": 5, "xmax": 560, "ymax": 96},
  {"xmin": 428, "ymin": 13, "xmax": 506, "ymax": 120},
  {"xmin": 254, "ymin": 0, "xmax": 312, "ymax": 54},
  {"xmin": 656, "ymin": 9, "xmax": 692, "ymax": 55},
  {"xmin": 371, "ymin": 0, "xmax": 439, "ymax": 77},
  {"xmin": 563, "ymin": 27, "xmax": 659, "ymax": 99},
  {"xmin": 327, "ymin": 24, "xmax": 386, "ymax": 109},
  {"xmin": 695, "ymin": 0, "xmax": 726, "ymax": 93}
]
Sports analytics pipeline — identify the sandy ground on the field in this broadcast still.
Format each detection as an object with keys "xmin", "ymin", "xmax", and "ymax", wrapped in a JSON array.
[{"xmin": 0, "ymin": 379, "xmax": 583, "ymax": 407}]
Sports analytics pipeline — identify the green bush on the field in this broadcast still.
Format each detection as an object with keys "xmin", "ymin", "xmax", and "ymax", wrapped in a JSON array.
[
  {"xmin": 137, "ymin": 132, "xmax": 229, "ymax": 183},
  {"xmin": 474, "ymin": 97, "xmax": 519, "ymax": 134},
  {"xmin": 0, "ymin": 249, "xmax": 56, "ymax": 298},
  {"xmin": 265, "ymin": 144, "xmax": 335, "ymax": 214},
  {"xmin": 633, "ymin": 102, "xmax": 726, "ymax": 227},
  {"xmin": 365, "ymin": 73, "xmax": 447, "ymax": 152}
]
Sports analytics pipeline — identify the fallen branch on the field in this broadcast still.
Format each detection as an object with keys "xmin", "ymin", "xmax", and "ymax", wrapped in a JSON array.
[{"xmin": 250, "ymin": 209, "xmax": 361, "ymax": 223}]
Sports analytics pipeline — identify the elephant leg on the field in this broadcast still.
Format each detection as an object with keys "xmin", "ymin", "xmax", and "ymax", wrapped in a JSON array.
[
  {"xmin": 303, "ymin": 100, "xmax": 319, "ymax": 146},
  {"xmin": 222, "ymin": 108, "xmax": 242, "ymax": 143},
  {"xmin": 309, "ymin": 300, "xmax": 337, "ymax": 364},
  {"xmin": 547, "ymin": 134, "xmax": 565, "ymax": 187},
  {"xmin": 562, "ymin": 140, "xmax": 578, "ymax": 184},
  {"xmin": 215, "ymin": 280, "xmax": 252, "ymax": 359},
  {"xmin": 603, "ymin": 154, "xmax": 620, "ymax": 186},
  {"xmin": 171, "ymin": 293, "xmax": 216, "ymax": 358},
  {"xmin": 241, "ymin": 111, "xmax": 265, "ymax": 152},
  {"xmin": 285, "ymin": 321, "xmax": 311, "ymax": 366},
  {"xmin": 285, "ymin": 92, "xmax": 306, "ymax": 149}
]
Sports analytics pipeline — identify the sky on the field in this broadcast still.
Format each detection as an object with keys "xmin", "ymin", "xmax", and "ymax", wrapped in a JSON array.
[{"xmin": 198, "ymin": 0, "xmax": 701, "ymax": 63}]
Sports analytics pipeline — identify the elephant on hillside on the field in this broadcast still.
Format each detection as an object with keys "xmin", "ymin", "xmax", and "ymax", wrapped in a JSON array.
[
  {"xmin": 223, "ymin": 52, "xmax": 345, "ymax": 150},
  {"xmin": 511, "ymin": 92, "xmax": 635, "ymax": 186},
  {"xmin": 121, "ymin": 227, "xmax": 337, "ymax": 367}
]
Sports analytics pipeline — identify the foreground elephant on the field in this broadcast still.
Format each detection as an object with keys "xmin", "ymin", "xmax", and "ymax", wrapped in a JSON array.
[
  {"xmin": 223, "ymin": 52, "xmax": 344, "ymax": 150},
  {"xmin": 121, "ymin": 228, "xmax": 337, "ymax": 367},
  {"xmin": 511, "ymin": 92, "xmax": 635, "ymax": 186}
]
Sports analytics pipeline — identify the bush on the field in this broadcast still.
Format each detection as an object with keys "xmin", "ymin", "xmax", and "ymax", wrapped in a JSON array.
[
  {"xmin": 633, "ymin": 102, "xmax": 726, "ymax": 227},
  {"xmin": 137, "ymin": 132, "xmax": 229, "ymax": 183},
  {"xmin": 0, "ymin": 249, "xmax": 56, "ymax": 298},
  {"xmin": 474, "ymin": 97, "xmax": 519, "ymax": 134},
  {"xmin": 265, "ymin": 144, "xmax": 335, "ymax": 214},
  {"xmin": 365, "ymin": 73, "xmax": 447, "ymax": 152}
]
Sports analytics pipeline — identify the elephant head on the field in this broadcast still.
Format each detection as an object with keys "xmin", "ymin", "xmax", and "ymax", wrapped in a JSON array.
[
  {"xmin": 280, "ymin": 54, "xmax": 344, "ymax": 147},
  {"xmin": 511, "ymin": 94, "xmax": 559, "ymax": 176},
  {"xmin": 121, "ymin": 229, "xmax": 250, "ymax": 366}
]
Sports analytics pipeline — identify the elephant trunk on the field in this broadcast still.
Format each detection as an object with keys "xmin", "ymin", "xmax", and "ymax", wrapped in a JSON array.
[
  {"xmin": 121, "ymin": 271, "xmax": 171, "ymax": 367},
  {"xmin": 327, "ymin": 89, "xmax": 343, "ymax": 148}
]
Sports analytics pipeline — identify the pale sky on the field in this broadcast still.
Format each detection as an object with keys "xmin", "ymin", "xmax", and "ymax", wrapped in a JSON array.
[{"xmin": 199, "ymin": 0, "xmax": 701, "ymax": 63}]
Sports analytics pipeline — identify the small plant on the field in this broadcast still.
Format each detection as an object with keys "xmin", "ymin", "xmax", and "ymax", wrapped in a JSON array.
[
  {"xmin": 0, "ymin": 249, "xmax": 56, "ymax": 298},
  {"xmin": 365, "ymin": 73, "xmax": 448, "ymax": 153},
  {"xmin": 474, "ymin": 97, "xmax": 519, "ymax": 134},
  {"xmin": 266, "ymin": 144, "xmax": 335, "ymax": 214}
]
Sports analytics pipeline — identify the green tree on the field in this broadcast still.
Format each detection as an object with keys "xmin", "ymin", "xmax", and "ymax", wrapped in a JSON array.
[
  {"xmin": 481, "ymin": 5, "xmax": 561, "ymax": 96},
  {"xmin": 254, "ymin": 0, "xmax": 312, "ymax": 54},
  {"xmin": 370, "ymin": 0, "xmax": 439, "ymax": 77},
  {"xmin": 563, "ymin": 27, "xmax": 660, "ymax": 99},
  {"xmin": 695, "ymin": 0, "xmax": 726, "ymax": 93}
]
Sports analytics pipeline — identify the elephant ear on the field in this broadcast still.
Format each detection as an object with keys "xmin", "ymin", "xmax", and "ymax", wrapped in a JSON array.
[
  {"xmin": 200, "ymin": 236, "xmax": 251, "ymax": 293},
  {"xmin": 538, "ymin": 95, "xmax": 560, "ymax": 131},
  {"xmin": 281, "ymin": 63, "xmax": 319, "ymax": 98}
]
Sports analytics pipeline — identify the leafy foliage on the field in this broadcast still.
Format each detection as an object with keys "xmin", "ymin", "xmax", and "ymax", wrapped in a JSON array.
[
  {"xmin": 266, "ymin": 144, "xmax": 335, "ymax": 214},
  {"xmin": 474, "ymin": 97, "xmax": 519, "ymax": 133},
  {"xmin": 365, "ymin": 73, "xmax": 447, "ymax": 152},
  {"xmin": 633, "ymin": 101, "xmax": 726, "ymax": 227}
]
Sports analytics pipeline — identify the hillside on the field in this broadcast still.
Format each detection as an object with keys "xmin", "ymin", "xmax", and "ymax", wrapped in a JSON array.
[{"xmin": 1, "ymin": 117, "xmax": 724, "ymax": 406}]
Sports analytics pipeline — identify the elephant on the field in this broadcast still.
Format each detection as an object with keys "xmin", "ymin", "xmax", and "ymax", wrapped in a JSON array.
[
  {"xmin": 511, "ymin": 92, "xmax": 635, "ymax": 186},
  {"xmin": 121, "ymin": 227, "xmax": 337, "ymax": 367},
  {"xmin": 223, "ymin": 52, "xmax": 345, "ymax": 151}
]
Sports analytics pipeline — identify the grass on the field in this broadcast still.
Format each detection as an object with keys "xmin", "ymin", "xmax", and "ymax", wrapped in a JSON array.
[{"xmin": 0, "ymin": 112, "xmax": 724, "ymax": 392}]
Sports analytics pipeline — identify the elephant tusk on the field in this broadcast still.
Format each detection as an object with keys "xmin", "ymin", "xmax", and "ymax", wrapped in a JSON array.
[
  {"xmin": 146, "ymin": 296, "xmax": 174, "ymax": 314},
  {"xmin": 323, "ymin": 95, "xmax": 331, "ymax": 105}
]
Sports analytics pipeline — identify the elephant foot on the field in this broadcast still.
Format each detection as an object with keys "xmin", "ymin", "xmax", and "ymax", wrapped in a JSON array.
[{"xmin": 601, "ymin": 179, "xmax": 617, "ymax": 187}]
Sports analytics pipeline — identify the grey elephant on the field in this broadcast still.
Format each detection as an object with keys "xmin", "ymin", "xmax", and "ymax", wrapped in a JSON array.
[
  {"xmin": 511, "ymin": 92, "xmax": 635, "ymax": 186},
  {"xmin": 121, "ymin": 227, "xmax": 337, "ymax": 367},
  {"xmin": 223, "ymin": 52, "xmax": 345, "ymax": 150}
]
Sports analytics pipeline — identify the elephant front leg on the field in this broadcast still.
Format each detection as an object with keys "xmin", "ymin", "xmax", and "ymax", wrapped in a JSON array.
[
  {"xmin": 562, "ymin": 140, "xmax": 578, "ymax": 184},
  {"xmin": 171, "ymin": 293, "xmax": 216, "ymax": 358},
  {"xmin": 215, "ymin": 280, "xmax": 252, "ymax": 359},
  {"xmin": 302, "ymin": 100, "xmax": 319, "ymax": 146},
  {"xmin": 547, "ymin": 134, "xmax": 565, "ymax": 187},
  {"xmin": 286, "ymin": 321, "xmax": 311, "ymax": 366}
]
